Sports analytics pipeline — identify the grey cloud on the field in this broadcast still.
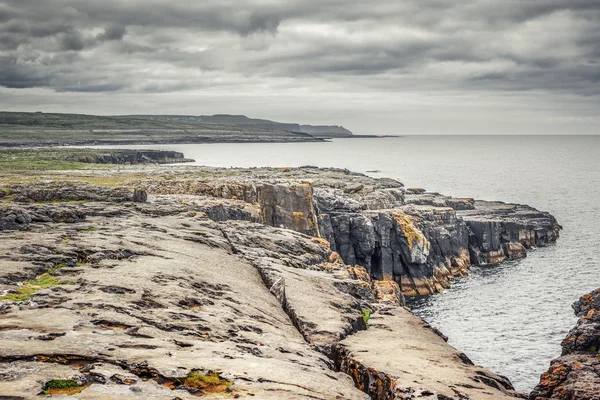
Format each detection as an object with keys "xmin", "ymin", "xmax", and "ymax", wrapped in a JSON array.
[
  {"xmin": 0, "ymin": 4, "xmax": 19, "ymax": 23},
  {"xmin": 60, "ymin": 30, "xmax": 86, "ymax": 51},
  {"xmin": 0, "ymin": 0, "xmax": 598, "ymax": 102},
  {"xmin": 97, "ymin": 25, "xmax": 127, "ymax": 41},
  {"xmin": 56, "ymin": 82, "xmax": 124, "ymax": 92}
]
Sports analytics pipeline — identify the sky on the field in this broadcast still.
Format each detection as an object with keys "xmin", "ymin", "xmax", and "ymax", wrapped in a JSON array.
[{"xmin": 0, "ymin": 0, "xmax": 598, "ymax": 135}]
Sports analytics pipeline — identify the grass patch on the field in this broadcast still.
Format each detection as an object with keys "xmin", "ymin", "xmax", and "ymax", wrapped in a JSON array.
[
  {"xmin": 0, "ymin": 273, "xmax": 61, "ymax": 302},
  {"xmin": 182, "ymin": 371, "xmax": 232, "ymax": 393},
  {"xmin": 42, "ymin": 379, "xmax": 86, "ymax": 395},
  {"xmin": 361, "ymin": 308, "xmax": 372, "ymax": 326},
  {"xmin": 0, "ymin": 159, "xmax": 89, "ymax": 171},
  {"xmin": 0, "ymin": 148, "xmax": 118, "ymax": 171}
]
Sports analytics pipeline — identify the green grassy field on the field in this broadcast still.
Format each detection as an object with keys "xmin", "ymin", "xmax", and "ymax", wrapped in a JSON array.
[
  {"xmin": 0, "ymin": 111, "xmax": 319, "ymax": 146},
  {"xmin": 0, "ymin": 148, "xmax": 118, "ymax": 170}
]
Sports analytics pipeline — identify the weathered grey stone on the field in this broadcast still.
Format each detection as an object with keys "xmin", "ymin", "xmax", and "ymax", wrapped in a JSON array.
[
  {"xmin": 530, "ymin": 288, "xmax": 600, "ymax": 399},
  {"xmin": 132, "ymin": 188, "xmax": 147, "ymax": 203}
]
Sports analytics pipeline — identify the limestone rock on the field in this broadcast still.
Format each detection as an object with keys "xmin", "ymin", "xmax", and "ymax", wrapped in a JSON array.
[
  {"xmin": 132, "ymin": 188, "xmax": 147, "ymax": 203},
  {"xmin": 120, "ymin": 166, "xmax": 560, "ymax": 297},
  {"xmin": 0, "ymin": 171, "xmax": 535, "ymax": 399},
  {"xmin": 530, "ymin": 288, "xmax": 600, "ymax": 399}
]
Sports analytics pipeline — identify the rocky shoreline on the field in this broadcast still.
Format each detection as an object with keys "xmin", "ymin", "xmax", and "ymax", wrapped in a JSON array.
[
  {"xmin": 61, "ymin": 149, "xmax": 195, "ymax": 165},
  {"xmin": 0, "ymin": 136, "xmax": 325, "ymax": 148},
  {"xmin": 530, "ymin": 288, "xmax": 600, "ymax": 399},
  {"xmin": 0, "ymin": 164, "xmax": 567, "ymax": 399}
]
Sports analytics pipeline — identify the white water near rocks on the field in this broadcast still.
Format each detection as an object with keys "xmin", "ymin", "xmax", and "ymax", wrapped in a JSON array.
[{"xmin": 93, "ymin": 135, "xmax": 599, "ymax": 391}]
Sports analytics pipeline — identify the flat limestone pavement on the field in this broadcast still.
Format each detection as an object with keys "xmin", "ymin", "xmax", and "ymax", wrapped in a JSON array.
[
  {"xmin": 0, "ymin": 165, "xmax": 555, "ymax": 399},
  {"xmin": 0, "ymin": 201, "xmax": 365, "ymax": 399}
]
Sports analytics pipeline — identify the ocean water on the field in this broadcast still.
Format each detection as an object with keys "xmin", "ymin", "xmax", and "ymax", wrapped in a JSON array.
[{"xmin": 94, "ymin": 136, "xmax": 600, "ymax": 391}]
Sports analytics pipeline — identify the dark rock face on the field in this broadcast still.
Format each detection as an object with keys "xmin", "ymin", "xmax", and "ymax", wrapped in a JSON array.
[
  {"xmin": 459, "ymin": 200, "xmax": 561, "ymax": 265},
  {"xmin": 530, "ymin": 289, "xmax": 600, "ymax": 399},
  {"xmin": 132, "ymin": 188, "xmax": 148, "ymax": 203},
  {"xmin": 64, "ymin": 150, "xmax": 193, "ymax": 165},
  {"xmin": 312, "ymin": 177, "xmax": 560, "ymax": 296},
  {"xmin": 0, "ymin": 206, "xmax": 86, "ymax": 231}
]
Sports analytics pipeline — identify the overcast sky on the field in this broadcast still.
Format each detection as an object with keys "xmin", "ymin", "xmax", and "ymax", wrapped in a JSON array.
[{"xmin": 0, "ymin": 0, "xmax": 598, "ymax": 134}]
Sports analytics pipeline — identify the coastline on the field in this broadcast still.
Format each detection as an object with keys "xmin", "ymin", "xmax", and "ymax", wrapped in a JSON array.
[
  {"xmin": 0, "ymin": 159, "xmax": 564, "ymax": 399},
  {"xmin": 0, "ymin": 135, "xmax": 400, "ymax": 148}
]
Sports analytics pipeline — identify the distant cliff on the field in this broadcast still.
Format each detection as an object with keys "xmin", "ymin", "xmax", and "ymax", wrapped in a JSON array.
[
  {"xmin": 196, "ymin": 114, "xmax": 354, "ymax": 137},
  {"xmin": 0, "ymin": 111, "xmax": 323, "ymax": 146},
  {"xmin": 299, "ymin": 124, "xmax": 353, "ymax": 137},
  {"xmin": 128, "ymin": 114, "xmax": 354, "ymax": 137}
]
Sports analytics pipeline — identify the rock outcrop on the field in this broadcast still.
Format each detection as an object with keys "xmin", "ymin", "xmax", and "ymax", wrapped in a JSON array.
[
  {"xmin": 0, "ymin": 166, "xmax": 544, "ymax": 399},
  {"xmin": 135, "ymin": 166, "xmax": 560, "ymax": 297},
  {"xmin": 530, "ymin": 288, "xmax": 600, "ymax": 399},
  {"xmin": 1, "ymin": 167, "xmax": 561, "ymax": 300},
  {"xmin": 63, "ymin": 150, "xmax": 194, "ymax": 165}
]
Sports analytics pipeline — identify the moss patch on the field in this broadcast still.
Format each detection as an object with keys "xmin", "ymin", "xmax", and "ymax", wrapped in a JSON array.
[
  {"xmin": 182, "ymin": 371, "xmax": 232, "ymax": 393},
  {"xmin": 361, "ymin": 308, "xmax": 372, "ymax": 326},
  {"xmin": 0, "ymin": 273, "xmax": 61, "ymax": 302},
  {"xmin": 42, "ymin": 379, "xmax": 87, "ymax": 395}
]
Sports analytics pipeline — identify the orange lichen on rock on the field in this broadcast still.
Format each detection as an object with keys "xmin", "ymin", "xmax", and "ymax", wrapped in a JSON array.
[
  {"xmin": 584, "ymin": 309, "xmax": 599, "ymax": 320},
  {"xmin": 311, "ymin": 236, "xmax": 331, "ymax": 248},
  {"xmin": 373, "ymin": 281, "xmax": 403, "ymax": 306},
  {"xmin": 347, "ymin": 265, "xmax": 371, "ymax": 282},
  {"xmin": 328, "ymin": 251, "xmax": 342, "ymax": 264},
  {"xmin": 391, "ymin": 211, "xmax": 430, "ymax": 253}
]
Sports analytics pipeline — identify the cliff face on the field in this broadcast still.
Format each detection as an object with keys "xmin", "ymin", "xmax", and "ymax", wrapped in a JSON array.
[
  {"xmin": 530, "ymin": 288, "xmax": 600, "ymax": 399},
  {"xmin": 63, "ymin": 150, "xmax": 194, "ymax": 165},
  {"xmin": 142, "ymin": 167, "xmax": 560, "ymax": 298},
  {"xmin": 298, "ymin": 125, "xmax": 353, "ymax": 137},
  {"xmin": 124, "ymin": 114, "xmax": 355, "ymax": 137},
  {"xmin": 313, "ymin": 180, "xmax": 559, "ymax": 296},
  {"xmin": 0, "ymin": 170, "xmax": 527, "ymax": 399}
]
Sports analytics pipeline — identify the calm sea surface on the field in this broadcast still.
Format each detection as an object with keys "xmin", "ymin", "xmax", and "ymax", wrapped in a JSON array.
[{"xmin": 94, "ymin": 136, "xmax": 600, "ymax": 391}]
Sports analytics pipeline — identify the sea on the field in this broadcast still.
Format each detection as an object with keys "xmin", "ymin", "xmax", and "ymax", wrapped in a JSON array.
[{"xmin": 92, "ymin": 135, "xmax": 600, "ymax": 391}]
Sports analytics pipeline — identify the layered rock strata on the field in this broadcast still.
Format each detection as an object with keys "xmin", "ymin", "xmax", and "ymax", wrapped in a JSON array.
[
  {"xmin": 530, "ymin": 288, "xmax": 600, "ymax": 399},
  {"xmin": 0, "ymin": 172, "xmax": 536, "ymax": 399},
  {"xmin": 130, "ymin": 166, "xmax": 560, "ymax": 296}
]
